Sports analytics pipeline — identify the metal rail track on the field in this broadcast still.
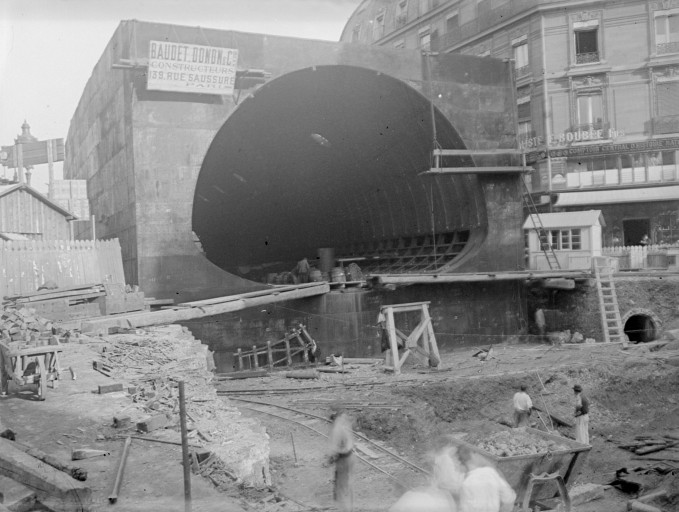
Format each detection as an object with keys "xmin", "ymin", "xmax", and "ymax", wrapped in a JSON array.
[{"xmin": 229, "ymin": 397, "xmax": 429, "ymax": 486}]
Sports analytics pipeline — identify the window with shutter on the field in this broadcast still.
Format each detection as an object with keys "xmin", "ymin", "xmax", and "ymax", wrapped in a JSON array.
[{"xmin": 518, "ymin": 101, "xmax": 531, "ymax": 120}]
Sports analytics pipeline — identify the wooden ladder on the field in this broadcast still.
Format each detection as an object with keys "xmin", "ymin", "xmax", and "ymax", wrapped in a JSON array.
[
  {"xmin": 593, "ymin": 259, "xmax": 625, "ymax": 343},
  {"xmin": 522, "ymin": 179, "xmax": 561, "ymax": 270}
]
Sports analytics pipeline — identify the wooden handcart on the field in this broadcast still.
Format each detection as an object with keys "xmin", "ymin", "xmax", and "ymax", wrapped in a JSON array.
[{"xmin": 0, "ymin": 339, "xmax": 62, "ymax": 400}]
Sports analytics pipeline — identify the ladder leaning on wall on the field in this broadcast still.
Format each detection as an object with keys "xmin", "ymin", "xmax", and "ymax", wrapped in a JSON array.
[
  {"xmin": 521, "ymin": 179, "xmax": 561, "ymax": 270},
  {"xmin": 593, "ymin": 258, "xmax": 625, "ymax": 343}
]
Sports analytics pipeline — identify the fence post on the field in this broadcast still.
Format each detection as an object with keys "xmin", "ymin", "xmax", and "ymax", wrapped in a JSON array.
[
  {"xmin": 267, "ymin": 340, "xmax": 273, "ymax": 370},
  {"xmin": 284, "ymin": 336, "xmax": 292, "ymax": 367},
  {"xmin": 237, "ymin": 348, "xmax": 243, "ymax": 371},
  {"xmin": 252, "ymin": 345, "xmax": 259, "ymax": 369}
]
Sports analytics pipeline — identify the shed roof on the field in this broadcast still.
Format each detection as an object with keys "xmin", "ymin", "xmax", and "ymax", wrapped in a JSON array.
[
  {"xmin": 523, "ymin": 210, "xmax": 605, "ymax": 230},
  {"xmin": 0, "ymin": 183, "xmax": 76, "ymax": 219},
  {"xmin": 0, "ymin": 232, "xmax": 30, "ymax": 241}
]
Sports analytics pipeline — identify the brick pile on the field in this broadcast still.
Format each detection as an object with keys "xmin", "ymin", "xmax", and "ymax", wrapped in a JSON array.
[{"xmin": 0, "ymin": 306, "xmax": 56, "ymax": 350}]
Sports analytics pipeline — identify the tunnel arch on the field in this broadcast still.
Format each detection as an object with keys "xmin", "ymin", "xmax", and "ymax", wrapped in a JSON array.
[
  {"xmin": 192, "ymin": 65, "xmax": 488, "ymax": 281},
  {"xmin": 622, "ymin": 308, "xmax": 661, "ymax": 343}
]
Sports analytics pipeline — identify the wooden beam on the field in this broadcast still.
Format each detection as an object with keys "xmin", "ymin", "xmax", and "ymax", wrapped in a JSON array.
[
  {"xmin": 81, "ymin": 284, "xmax": 330, "ymax": 333},
  {"xmin": 373, "ymin": 272, "xmax": 590, "ymax": 285},
  {"xmin": 177, "ymin": 282, "xmax": 327, "ymax": 307},
  {"xmin": 433, "ymin": 148, "xmax": 523, "ymax": 156},
  {"xmin": 422, "ymin": 166, "xmax": 531, "ymax": 175},
  {"xmin": 0, "ymin": 438, "xmax": 91, "ymax": 512},
  {"xmin": 380, "ymin": 301, "xmax": 430, "ymax": 311}
]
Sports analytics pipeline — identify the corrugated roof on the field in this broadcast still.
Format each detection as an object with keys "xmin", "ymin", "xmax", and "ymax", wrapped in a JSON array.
[
  {"xmin": 554, "ymin": 185, "xmax": 679, "ymax": 206},
  {"xmin": 523, "ymin": 210, "xmax": 605, "ymax": 229}
]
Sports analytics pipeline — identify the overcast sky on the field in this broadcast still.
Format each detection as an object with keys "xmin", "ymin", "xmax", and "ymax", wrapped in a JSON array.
[{"xmin": 0, "ymin": 0, "xmax": 361, "ymax": 192}]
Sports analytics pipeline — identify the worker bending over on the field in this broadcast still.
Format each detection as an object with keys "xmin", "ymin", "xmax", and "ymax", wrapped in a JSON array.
[{"xmin": 512, "ymin": 384, "xmax": 533, "ymax": 428}]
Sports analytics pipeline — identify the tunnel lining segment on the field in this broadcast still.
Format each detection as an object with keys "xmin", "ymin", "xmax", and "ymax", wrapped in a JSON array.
[{"xmin": 192, "ymin": 64, "xmax": 487, "ymax": 281}]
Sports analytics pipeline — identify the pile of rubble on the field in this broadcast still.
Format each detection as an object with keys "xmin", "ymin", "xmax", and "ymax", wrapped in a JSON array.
[
  {"xmin": 96, "ymin": 325, "xmax": 272, "ymax": 487},
  {"xmin": 475, "ymin": 429, "xmax": 569, "ymax": 457}
]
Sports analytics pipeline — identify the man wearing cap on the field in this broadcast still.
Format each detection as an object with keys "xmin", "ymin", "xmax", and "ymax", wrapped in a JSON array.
[
  {"xmin": 573, "ymin": 384, "xmax": 590, "ymax": 444},
  {"xmin": 512, "ymin": 384, "xmax": 533, "ymax": 428}
]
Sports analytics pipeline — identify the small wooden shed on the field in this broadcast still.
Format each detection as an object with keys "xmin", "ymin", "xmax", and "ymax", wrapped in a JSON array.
[
  {"xmin": 0, "ymin": 183, "xmax": 76, "ymax": 240},
  {"xmin": 524, "ymin": 210, "xmax": 606, "ymax": 270}
]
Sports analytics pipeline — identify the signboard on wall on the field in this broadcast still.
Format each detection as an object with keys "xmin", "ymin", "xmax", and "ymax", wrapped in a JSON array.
[
  {"xmin": 0, "ymin": 139, "xmax": 65, "ymax": 167},
  {"xmin": 524, "ymin": 136, "xmax": 679, "ymax": 163},
  {"xmin": 147, "ymin": 41, "xmax": 239, "ymax": 95}
]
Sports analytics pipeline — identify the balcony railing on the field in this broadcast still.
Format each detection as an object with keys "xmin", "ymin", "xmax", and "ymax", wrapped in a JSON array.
[
  {"xmin": 515, "ymin": 65, "xmax": 531, "ymax": 77},
  {"xmin": 653, "ymin": 115, "xmax": 679, "ymax": 135},
  {"xmin": 569, "ymin": 121, "xmax": 609, "ymax": 133},
  {"xmin": 575, "ymin": 51, "xmax": 600, "ymax": 64},
  {"xmin": 657, "ymin": 41, "xmax": 679, "ymax": 55}
]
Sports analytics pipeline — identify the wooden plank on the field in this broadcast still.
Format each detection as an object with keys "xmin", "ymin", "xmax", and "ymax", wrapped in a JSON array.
[
  {"xmin": 80, "ymin": 284, "xmax": 331, "ymax": 333},
  {"xmin": 177, "ymin": 282, "xmax": 326, "ymax": 307},
  {"xmin": 380, "ymin": 301, "xmax": 430, "ymax": 310},
  {"xmin": 386, "ymin": 307, "xmax": 401, "ymax": 374},
  {"xmin": 0, "ymin": 437, "xmax": 91, "ymax": 512},
  {"xmin": 433, "ymin": 148, "xmax": 523, "ymax": 156}
]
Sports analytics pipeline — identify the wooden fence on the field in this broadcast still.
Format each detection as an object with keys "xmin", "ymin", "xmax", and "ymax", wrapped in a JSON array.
[
  {"xmin": 602, "ymin": 244, "xmax": 679, "ymax": 270},
  {"xmin": 1, "ymin": 239, "xmax": 126, "ymax": 298}
]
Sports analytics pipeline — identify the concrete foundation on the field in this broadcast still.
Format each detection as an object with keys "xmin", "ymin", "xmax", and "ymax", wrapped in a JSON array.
[
  {"xmin": 183, "ymin": 281, "xmax": 527, "ymax": 373},
  {"xmin": 528, "ymin": 275, "xmax": 679, "ymax": 342}
]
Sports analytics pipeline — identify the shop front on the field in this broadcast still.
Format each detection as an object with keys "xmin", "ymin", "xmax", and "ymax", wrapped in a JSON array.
[{"xmin": 525, "ymin": 135, "xmax": 679, "ymax": 194}]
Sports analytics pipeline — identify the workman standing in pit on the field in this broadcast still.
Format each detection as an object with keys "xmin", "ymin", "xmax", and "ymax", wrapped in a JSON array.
[
  {"xmin": 512, "ymin": 384, "xmax": 533, "ymax": 428},
  {"xmin": 328, "ymin": 411, "xmax": 355, "ymax": 512},
  {"xmin": 573, "ymin": 384, "xmax": 590, "ymax": 444}
]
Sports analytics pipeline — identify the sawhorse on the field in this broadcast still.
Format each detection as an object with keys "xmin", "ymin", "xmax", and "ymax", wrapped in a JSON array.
[
  {"xmin": 0, "ymin": 341, "xmax": 62, "ymax": 400},
  {"xmin": 380, "ymin": 301, "xmax": 440, "ymax": 375}
]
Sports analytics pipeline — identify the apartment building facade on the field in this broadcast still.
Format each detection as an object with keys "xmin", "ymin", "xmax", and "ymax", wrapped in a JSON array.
[{"xmin": 341, "ymin": 0, "xmax": 679, "ymax": 247}]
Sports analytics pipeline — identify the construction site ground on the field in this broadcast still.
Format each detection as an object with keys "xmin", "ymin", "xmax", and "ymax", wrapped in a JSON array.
[{"xmin": 1, "ymin": 329, "xmax": 678, "ymax": 512}]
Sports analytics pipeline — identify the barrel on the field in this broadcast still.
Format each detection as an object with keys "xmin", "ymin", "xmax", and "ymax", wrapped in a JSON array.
[
  {"xmin": 309, "ymin": 269, "xmax": 323, "ymax": 282},
  {"xmin": 330, "ymin": 267, "xmax": 346, "ymax": 283}
]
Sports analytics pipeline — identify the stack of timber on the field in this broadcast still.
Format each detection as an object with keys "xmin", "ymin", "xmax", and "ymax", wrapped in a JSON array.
[
  {"xmin": 2, "ymin": 283, "xmax": 145, "ymax": 322},
  {"xmin": 620, "ymin": 431, "xmax": 679, "ymax": 461}
]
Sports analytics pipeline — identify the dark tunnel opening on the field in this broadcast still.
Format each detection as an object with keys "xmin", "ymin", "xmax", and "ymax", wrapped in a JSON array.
[
  {"xmin": 624, "ymin": 314, "xmax": 657, "ymax": 343},
  {"xmin": 192, "ymin": 65, "xmax": 487, "ymax": 282}
]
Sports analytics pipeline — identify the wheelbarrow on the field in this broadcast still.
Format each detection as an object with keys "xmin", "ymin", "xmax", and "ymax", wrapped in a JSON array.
[
  {"xmin": 448, "ymin": 427, "xmax": 591, "ymax": 512},
  {"xmin": 0, "ymin": 339, "xmax": 62, "ymax": 400}
]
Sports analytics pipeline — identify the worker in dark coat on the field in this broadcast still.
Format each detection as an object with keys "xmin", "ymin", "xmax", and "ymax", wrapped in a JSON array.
[{"xmin": 328, "ymin": 411, "xmax": 355, "ymax": 512}]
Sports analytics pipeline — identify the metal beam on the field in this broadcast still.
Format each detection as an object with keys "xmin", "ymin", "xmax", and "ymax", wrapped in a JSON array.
[{"xmin": 422, "ymin": 166, "xmax": 532, "ymax": 175}]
